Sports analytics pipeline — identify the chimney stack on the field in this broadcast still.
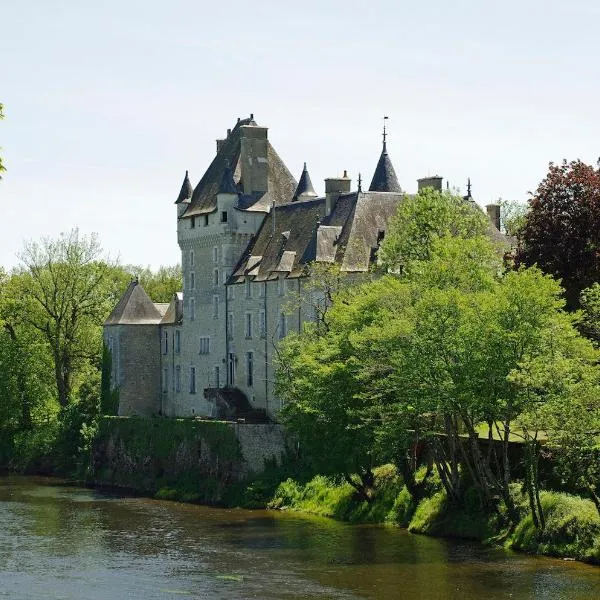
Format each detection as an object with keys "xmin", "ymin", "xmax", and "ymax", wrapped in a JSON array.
[
  {"xmin": 417, "ymin": 176, "xmax": 443, "ymax": 192},
  {"xmin": 324, "ymin": 171, "xmax": 351, "ymax": 216},
  {"xmin": 240, "ymin": 124, "xmax": 269, "ymax": 194},
  {"xmin": 486, "ymin": 203, "xmax": 501, "ymax": 231}
]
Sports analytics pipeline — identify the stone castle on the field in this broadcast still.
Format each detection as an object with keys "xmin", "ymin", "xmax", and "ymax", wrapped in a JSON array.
[{"xmin": 104, "ymin": 115, "xmax": 502, "ymax": 421}]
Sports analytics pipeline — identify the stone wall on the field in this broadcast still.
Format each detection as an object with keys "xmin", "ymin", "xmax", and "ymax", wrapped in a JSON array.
[{"xmin": 91, "ymin": 417, "xmax": 288, "ymax": 502}]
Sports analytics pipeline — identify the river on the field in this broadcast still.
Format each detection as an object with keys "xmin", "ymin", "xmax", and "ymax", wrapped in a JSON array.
[{"xmin": 0, "ymin": 476, "xmax": 598, "ymax": 599}]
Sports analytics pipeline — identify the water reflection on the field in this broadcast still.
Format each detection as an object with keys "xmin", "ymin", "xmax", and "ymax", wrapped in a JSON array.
[{"xmin": 0, "ymin": 476, "xmax": 598, "ymax": 600}]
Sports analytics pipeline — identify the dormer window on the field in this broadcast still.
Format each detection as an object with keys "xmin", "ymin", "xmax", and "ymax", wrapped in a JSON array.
[
  {"xmin": 204, "ymin": 215, "xmax": 209, "ymax": 226},
  {"xmin": 221, "ymin": 211, "xmax": 228, "ymax": 223},
  {"xmin": 191, "ymin": 216, "xmax": 196, "ymax": 229}
]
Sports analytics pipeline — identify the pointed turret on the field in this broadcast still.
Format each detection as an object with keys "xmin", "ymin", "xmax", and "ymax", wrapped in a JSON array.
[
  {"xmin": 369, "ymin": 140, "xmax": 402, "ymax": 193},
  {"xmin": 292, "ymin": 162, "xmax": 318, "ymax": 201},
  {"xmin": 175, "ymin": 170, "xmax": 193, "ymax": 204},
  {"xmin": 219, "ymin": 160, "xmax": 238, "ymax": 195}
]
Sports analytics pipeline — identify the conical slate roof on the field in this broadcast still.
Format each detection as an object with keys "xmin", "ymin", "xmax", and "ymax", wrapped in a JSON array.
[
  {"xmin": 219, "ymin": 161, "xmax": 238, "ymax": 194},
  {"xmin": 369, "ymin": 142, "xmax": 402, "ymax": 193},
  {"xmin": 292, "ymin": 163, "xmax": 318, "ymax": 201},
  {"xmin": 175, "ymin": 170, "xmax": 193, "ymax": 204},
  {"xmin": 104, "ymin": 280, "xmax": 164, "ymax": 325}
]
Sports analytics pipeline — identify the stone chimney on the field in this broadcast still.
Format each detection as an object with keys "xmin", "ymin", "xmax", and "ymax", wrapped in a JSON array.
[
  {"xmin": 216, "ymin": 129, "xmax": 232, "ymax": 154},
  {"xmin": 417, "ymin": 176, "xmax": 443, "ymax": 192},
  {"xmin": 325, "ymin": 171, "xmax": 351, "ymax": 216},
  {"xmin": 240, "ymin": 125, "xmax": 269, "ymax": 194},
  {"xmin": 486, "ymin": 203, "xmax": 501, "ymax": 231}
]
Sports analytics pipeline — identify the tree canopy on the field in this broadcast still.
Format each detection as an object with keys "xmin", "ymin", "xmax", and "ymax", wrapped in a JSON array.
[{"xmin": 515, "ymin": 159, "xmax": 600, "ymax": 309}]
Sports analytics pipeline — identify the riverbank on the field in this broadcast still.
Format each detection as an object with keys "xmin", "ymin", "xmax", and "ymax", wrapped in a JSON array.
[{"xmin": 262, "ymin": 464, "xmax": 600, "ymax": 566}]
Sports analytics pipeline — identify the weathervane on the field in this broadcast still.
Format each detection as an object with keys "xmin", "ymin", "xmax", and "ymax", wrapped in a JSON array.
[
  {"xmin": 358, "ymin": 172, "xmax": 363, "ymax": 192},
  {"xmin": 383, "ymin": 115, "xmax": 389, "ymax": 149},
  {"xmin": 467, "ymin": 177, "xmax": 472, "ymax": 197}
]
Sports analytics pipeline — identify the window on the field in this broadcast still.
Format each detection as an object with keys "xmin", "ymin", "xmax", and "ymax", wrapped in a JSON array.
[
  {"xmin": 259, "ymin": 310, "xmax": 266, "ymax": 338},
  {"xmin": 245, "ymin": 278, "xmax": 252, "ymax": 298},
  {"xmin": 258, "ymin": 282, "xmax": 265, "ymax": 298},
  {"xmin": 278, "ymin": 276, "xmax": 284, "ymax": 296},
  {"xmin": 227, "ymin": 312, "xmax": 234, "ymax": 339},
  {"xmin": 213, "ymin": 295, "xmax": 219, "ymax": 318},
  {"xmin": 213, "ymin": 269, "xmax": 219, "ymax": 286},
  {"xmin": 204, "ymin": 214, "xmax": 209, "ymax": 226},
  {"xmin": 199, "ymin": 337, "xmax": 210, "ymax": 354},
  {"xmin": 279, "ymin": 312, "xmax": 287, "ymax": 339},
  {"xmin": 162, "ymin": 330, "xmax": 168, "ymax": 354},
  {"xmin": 175, "ymin": 365, "xmax": 181, "ymax": 392},
  {"xmin": 213, "ymin": 246, "xmax": 218, "ymax": 262},
  {"xmin": 190, "ymin": 272, "xmax": 195, "ymax": 290},
  {"xmin": 190, "ymin": 216, "xmax": 196, "ymax": 229},
  {"xmin": 190, "ymin": 250, "xmax": 195, "ymax": 267},
  {"xmin": 189, "ymin": 366, "xmax": 196, "ymax": 394},
  {"xmin": 189, "ymin": 297, "xmax": 196, "ymax": 321},
  {"xmin": 214, "ymin": 366, "xmax": 221, "ymax": 388},
  {"xmin": 245, "ymin": 313, "xmax": 252, "ymax": 339},
  {"xmin": 246, "ymin": 352, "xmax": 254, "ymax": 387},
  {"xmin": 221, "ymin": 211, "xmax": 228, "ymax": 223},
  {"xmin": 162, "ymin": 367, "xmax": 169, "ymax": 393},
  {"xmin": 175, "ymin": 330, "xmax": 181, "ymax": 353},
  {"xmin": 227, "ymin": 284, "xmax": 235, "ymax": 300},
  {"xmin": 228, "ymin": 353, "xmax": 236, "ymax": 385}
]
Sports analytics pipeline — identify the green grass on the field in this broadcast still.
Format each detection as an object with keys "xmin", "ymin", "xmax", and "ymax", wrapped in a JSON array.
[{"xmin": 508, "ymin": 491, "xmax": 600, "ymax": 563}]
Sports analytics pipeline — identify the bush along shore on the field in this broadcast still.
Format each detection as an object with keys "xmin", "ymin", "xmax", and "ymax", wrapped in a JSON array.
[{"xmin": 230, "ymin": 463, "xmax": 600, "ymax": 566}]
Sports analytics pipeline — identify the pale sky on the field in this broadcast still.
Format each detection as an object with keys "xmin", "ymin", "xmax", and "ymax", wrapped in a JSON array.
[{"xmin": 1, "ymin": 0, "xmax": 599, "ymax": 270}]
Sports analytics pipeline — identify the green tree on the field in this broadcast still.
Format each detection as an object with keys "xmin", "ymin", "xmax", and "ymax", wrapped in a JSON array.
[
  {"xmin": 17, "ymin": 230, "xmax": 117, "ymax": 407},
  {"xmin": 379, "ymin": 187, "xmax": 489, "ymax": 272},
  {"xmin": 123, "ymin": 264, "xmax": 182, "ymax": 302}
]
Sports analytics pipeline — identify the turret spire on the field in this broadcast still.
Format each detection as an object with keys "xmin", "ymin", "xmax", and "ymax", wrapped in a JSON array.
[
  {"xmin": 369, "ymin": 118, "xmax": 402, "ymax": 193},
  {"xmin": 175, "ymin": 170, "xmax": 193, "ymax": 204},
  {"xmin": 292, "ymin": 162, "xmax": 318, "ymax": 201}
]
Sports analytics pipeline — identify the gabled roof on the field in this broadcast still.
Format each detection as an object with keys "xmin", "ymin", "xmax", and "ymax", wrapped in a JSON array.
[
  {"xmin": 104, "ymin": 281, "xmax": 163, "ymax": 325},
  {"xmin": 229, "ymin": 189, "xmax": 406, "ymax": 281},
  {"xmin": 292, "ymin": 163, "xmax": 318, "ymax": 201},
  {"xmin": 369, "ymin": 142, "xmax": 402, "ymax": 193},
  {"xmin": 182, "ymin": 117, "xmax": 297, "ymax": 217},
  {"xmin": 175, "ymin": 170, "xmax": 193, "ymax": 204}
]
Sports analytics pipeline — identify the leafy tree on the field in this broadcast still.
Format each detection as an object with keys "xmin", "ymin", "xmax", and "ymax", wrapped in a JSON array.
[
  {"xmin": 516, "ymin": 160, "xmax": 600, "ymax": 309},
  {"xmin": 379, "ymin": 187, "xmax": 489, "ymax": 272},
  {"xmin": 16, "ymin": 230, "xmax": 117, "ymax": 407},
  {"xmin": 498, "ymin": 199, "xmax": 528, "ymax": 237}
]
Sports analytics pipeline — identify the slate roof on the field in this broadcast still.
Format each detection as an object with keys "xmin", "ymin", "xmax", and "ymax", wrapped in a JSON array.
[
  {"xmin": 105, "ymin": 281, "xmax": 164, "ymax": 325},
  {"xmin": 175, "ymin": 170, "xmax": 193, "ymax": 204},
  {"xmin": 230, "ymin": 190, "xmax": 406, "ymax": 282},
  {"xmin": 182, "ymin": 117, "xmax": 297, "ymax": 217},
  {"xmin": 369, "ymin": 142, "xmax": 402, "ymax": 193},
  {"xmin": 219, "ymin": 161, "xmax": 238, "ymax": 195},
  {"xmin": 160, "ymin": 292, "xmax": 184, "ymax": 325},
  {"xmin": 292, "ymin": 163, "xmax": 318, "ymax": 201}
]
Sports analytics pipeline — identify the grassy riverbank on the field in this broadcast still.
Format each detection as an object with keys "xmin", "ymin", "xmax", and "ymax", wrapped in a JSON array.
[{"xmin": 256, "ymin": 464, "xmax": 600, "ymax": 565}]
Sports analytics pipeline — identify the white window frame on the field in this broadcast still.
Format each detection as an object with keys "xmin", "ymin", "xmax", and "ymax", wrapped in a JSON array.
[
  {"xmin": 189, "ymin": 366, "xmax": 196, "ymax": 394},
  {"xmin": 199, "ymin": 336, "xmax": 210, "ymax": 354},
  {"xmin": 246, "ymin": 352, "xmax": 254, "ymax": 387},
  {"xmin": 245, "ymin": 312, "xmax": 252, "ymax": 339}
]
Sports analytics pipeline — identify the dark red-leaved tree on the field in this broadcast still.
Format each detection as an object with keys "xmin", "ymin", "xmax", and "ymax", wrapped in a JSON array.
[{"xmin": 516, "ymin": 160, "xmax": 600, "ymax": 309}]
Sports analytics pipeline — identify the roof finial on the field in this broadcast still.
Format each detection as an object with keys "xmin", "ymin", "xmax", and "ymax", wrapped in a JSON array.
[
  {"xmin": 358, "ymin": 172, "xmax": 363, "ymax": 192},
  {"xmin": 467, "ymin": 177, "xmax": 472, "ymax": 197},
  {"xmin": 382, "ymin": 115, "xmax": 389, "ymax": 151}
]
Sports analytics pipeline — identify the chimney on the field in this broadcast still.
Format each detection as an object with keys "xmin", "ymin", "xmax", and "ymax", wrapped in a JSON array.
[
  {"xmin": 240, "ymin": 124, "xmax": 269, "ymax": 194},
  {"xmin": 325, "ymin": 171, "xmax": 351, "ymax": 216},
  {"xmin": 486, "ymin": 203, "xmax": 501, "ymax": 231},
  {"xmin": 417, "ymin": 176, "xmax": 443, "ymax": 192}
]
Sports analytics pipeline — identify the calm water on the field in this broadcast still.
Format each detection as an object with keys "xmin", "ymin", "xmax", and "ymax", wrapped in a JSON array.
[{"xmin": 0, "ymin": 477, "xmax": 599, "ymax": 599}]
